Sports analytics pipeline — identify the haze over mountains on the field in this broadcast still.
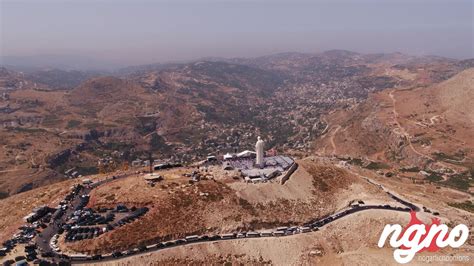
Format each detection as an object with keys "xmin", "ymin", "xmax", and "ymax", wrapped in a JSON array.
[{"xmin": 1, "ymin": 50, "xmax": 473, "ymax": 197}]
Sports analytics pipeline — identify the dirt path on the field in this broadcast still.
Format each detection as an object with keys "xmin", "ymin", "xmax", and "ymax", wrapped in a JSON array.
[
  {"xmin": 0, "ymin": 168, "xmax": 23, "ymax": 174},
  {"xmin": 330, "ymin": 125, "xmax": 341, "ymax": 155},
  {"xmin": 388, "ymin": 91, "xmax": 436, "ymax": 162},
  {"xmin": 320, "ymin": 117, "xmax": 330, "ymax": 135}
]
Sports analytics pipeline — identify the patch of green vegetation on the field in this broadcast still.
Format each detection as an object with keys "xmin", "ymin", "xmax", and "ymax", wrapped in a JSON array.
[
  {"xmin": 448, "ymin": 200, "xmax": 474, "ymax": 213},
  {"xmin": 432, "ymin": 151, "xmax": 464, "ymax": 162},
  {"xmin": 364, "ymin": 161, "xmax": 390, "ymax": 170},
  {"xmin": 0, "ymin": 191, "xmax": 9, "ymax": 199},
  {"xmin": 42, "ymin": 114, "xmax": 61, "ymax": 127},
  {"xmin": 149, "ymin": 133, "xmax": 170, "ymax": 152},
  {"xmin": 462, "ymin": 163, "xmax": 474, "ymax": 179},
  {"xmin": 348, "ymin": 158, "xmax": 364, "ymax": 166},
  {"xmin": 443, "ymin": 174, "xmax": 472, "ymax": 191},
  {"xmin": 136, "ymin": 117, "xmax": 157, "ymax": 136},
  {"xmin": 75, "ymin": 166, "xmax": 99, "ymax": 175},
  {"xmin": 66, "ymin": 119, "xmax": 82, "ymax": 129},
  {"xmin": 425, "ymin": 172, "xmax": 443, "ymax": 182},
  {"xmin": 400, "ymin": 166, "xmax": 420, "ymax": 172}
]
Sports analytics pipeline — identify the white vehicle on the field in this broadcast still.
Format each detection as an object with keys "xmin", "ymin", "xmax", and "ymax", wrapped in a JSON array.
[
  {"xmin": 185, "ymin": 235, "xmax": 199, "ymax": 242},
  {"xmin": 273, "ymin": 231, "xmax": 285, "ymax": 236},
  {"xmin": 146, "ymin": 244, "xmax": 157, "ymax": 249},
  {"xmin": 299, "ymin": 226, "xmax": 311, "ymax": 233},
  {"xmin": 221, "ymin": 233, "xmax": 235, "ymax": 239}
]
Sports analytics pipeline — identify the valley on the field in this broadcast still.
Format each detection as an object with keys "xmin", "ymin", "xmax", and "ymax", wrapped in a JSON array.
[{"xmin": 1, "ymin": 51, "xmax": 471, "ymax": 198}]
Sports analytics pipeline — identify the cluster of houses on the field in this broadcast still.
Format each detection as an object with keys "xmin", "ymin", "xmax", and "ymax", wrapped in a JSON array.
[
  {"xmin": 64, "ymin": 168, "xmax": 81, "ymax": 179},
  {"xmin": 131, "ymin": 159, "xmax": 151, "ymax": 168}
]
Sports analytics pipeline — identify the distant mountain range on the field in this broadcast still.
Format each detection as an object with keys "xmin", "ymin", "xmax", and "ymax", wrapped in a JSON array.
[
  {"xmin": 0, "ymin": 54, "xmax": 117, "ymax": 71},
  {"xmin": 0, "ymin": 50, "xmax": 472, "ymax": 197}
]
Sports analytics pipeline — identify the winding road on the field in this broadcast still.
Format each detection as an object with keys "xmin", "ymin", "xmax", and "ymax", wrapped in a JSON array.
[
  {"xmin": 72, "ymin": 204, "xmax": 413, "ymax": 264},
  {"xmin": 25, "ymin": 165, "xmax": 423, "ymax": 264}
]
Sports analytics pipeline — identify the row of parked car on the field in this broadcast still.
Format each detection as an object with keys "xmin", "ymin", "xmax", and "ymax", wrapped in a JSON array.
[
  {"xmin": 47, "ymin": 197, "xmax": 422, "ymax": 263},
  {"xmin": 69, "ymin": 208, "xmax": 115, "ymax": 226},
  {"xmin": 64, "ymin": 184, "xmax": 84, "ymax": 202},
  {"xmin": 75, "ymin": 194, "xmax": 90, "ymax": 211},
  {"xmin": 0, "ymin": 184, "xmax": 87, "ymax": 262},
  {"xmin": 62, "ymin": 207, "xmax": 149, "ymax": 243},
  {"xmin": 49, "ymin": 234, "xmax": 60, "ymax": 253},
  {"xmin": 0, "ymin": 223, "xmax": 40, "ymax": 259},
  {"xmin": 387, "ymin": 193, "xmax": 419, "ymax": 211},
  {"xmin": 64, "ymin": 226, "xmax": 103, "ymax": 242},
  {"xmin": 61, "ymin": 204, "xmax": 410, "ymax": 262},
  {"xmin": 68, "ymin": 226, "xmax": 319, "ymax": 261}
]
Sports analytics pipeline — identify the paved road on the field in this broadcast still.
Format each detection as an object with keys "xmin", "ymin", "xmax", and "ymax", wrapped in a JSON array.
[
  {"xmin": 32, "ymin": 169, "xmax": 421, "ymax": 264},
  {"xmin": 36, "ymin": 186, "xmax": 92, "ymax": 254},
  {"xmin": 330, "ymin": 125, "xmax": 341, "ymax": 155},
  {"xmin": 71, "ymin": 205, "xmax": 413, "ymax": 264},
  {"xmin": 34, "ymin": 173, "xmax": 133, "ymax": 263}
]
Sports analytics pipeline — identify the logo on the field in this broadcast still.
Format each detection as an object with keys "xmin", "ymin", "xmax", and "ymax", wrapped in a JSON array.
[{"xmin": 378, "ymin": 211, "xmax": 469, "ymax": 264}]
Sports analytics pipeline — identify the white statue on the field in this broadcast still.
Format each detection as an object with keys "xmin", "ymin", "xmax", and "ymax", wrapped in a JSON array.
[{"xmin": 255, "ymin": 136, "xmax": 265, "ymax": 168}]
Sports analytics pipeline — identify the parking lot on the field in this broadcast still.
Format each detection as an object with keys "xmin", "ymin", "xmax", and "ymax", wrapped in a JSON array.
[{"xmin": 0, "ymin": 169, "xmax": 428, "ymax": 264}]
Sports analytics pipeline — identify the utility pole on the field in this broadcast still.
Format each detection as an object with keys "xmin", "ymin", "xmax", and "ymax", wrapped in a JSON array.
[{"xmin": 148, "ymin": 151, "xmax": 154, "ymax": 173}]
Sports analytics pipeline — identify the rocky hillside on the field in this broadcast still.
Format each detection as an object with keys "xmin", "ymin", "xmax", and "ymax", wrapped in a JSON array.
[
  {"xmin": 315, "ymin": 68, "xmax": 474, "ymax": 192},
  {"xmin": 25, "ymin": 69, "xmax": 102, "ymax": 90},
  {"xmin": 0, "ymin": 51, "xmax": 471, "ymax": 197}
]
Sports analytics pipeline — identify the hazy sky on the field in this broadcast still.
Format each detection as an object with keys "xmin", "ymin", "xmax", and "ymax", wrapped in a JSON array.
[{"xmin": 1, "ymin": 0, "xmax": 473, "ymax": 68}]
